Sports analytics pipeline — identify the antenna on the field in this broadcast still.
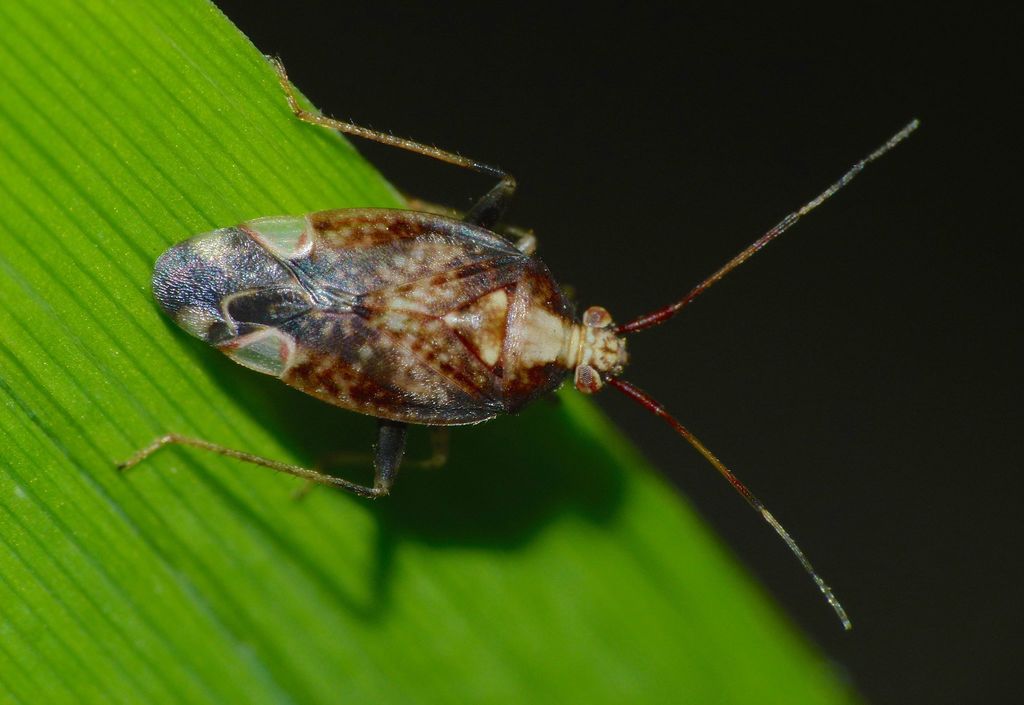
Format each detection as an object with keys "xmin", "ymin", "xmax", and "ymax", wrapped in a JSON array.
[
  {"xmin": 616, "ymin": 119, "xmax": 919, "ymax": 335},
  {"xmin": 604, "ymin": 120, "xmax": 920, "ymax": 628},
  {"xmin": 606, "ymin": 376, "xmax": 852, "ymax": 630}
]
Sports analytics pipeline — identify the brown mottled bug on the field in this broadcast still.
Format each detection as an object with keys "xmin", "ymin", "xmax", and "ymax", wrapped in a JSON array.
[{"xmin": 120, "ymin": 56, "xmax": 918, "ymax": 629}]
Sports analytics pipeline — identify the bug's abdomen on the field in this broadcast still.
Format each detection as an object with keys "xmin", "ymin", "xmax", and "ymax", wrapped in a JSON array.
[{"xmin": 153, "ymin": 210, "xmax": 574, "ymax": 425}]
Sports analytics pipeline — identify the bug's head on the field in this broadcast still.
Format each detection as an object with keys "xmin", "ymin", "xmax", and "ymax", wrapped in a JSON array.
[{"xmin": 572, "ymin": 305, "xmax": 629, "ymax": 394}]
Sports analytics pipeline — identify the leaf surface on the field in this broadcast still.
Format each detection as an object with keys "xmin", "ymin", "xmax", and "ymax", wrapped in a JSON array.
[{"xmin": 0, "ymin": 2, "xmax": 857, "ymax": 703}]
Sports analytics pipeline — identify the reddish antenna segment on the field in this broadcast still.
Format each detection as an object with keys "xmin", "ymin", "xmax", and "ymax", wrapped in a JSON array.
[
  {"xmin": 615, "ymin": 119, "xmax": 919, "ymax": 335},
  {"xmin": 607, "ymin": 377, "xmax": 852, "ymax": 630},
  {"xmin": 607, "ymin": 121, "xmax": 920, "ymax": 628}
]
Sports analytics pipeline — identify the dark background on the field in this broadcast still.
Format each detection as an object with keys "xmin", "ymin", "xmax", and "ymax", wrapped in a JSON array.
[{"xmin": 216, "ymin": 3, "xmax": 1019, "ymax": 703}]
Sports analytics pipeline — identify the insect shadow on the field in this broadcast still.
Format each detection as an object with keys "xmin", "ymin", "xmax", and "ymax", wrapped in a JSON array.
[{"xmin": 188, "ymin": 341, "xmax": 625, "ymax": 620}]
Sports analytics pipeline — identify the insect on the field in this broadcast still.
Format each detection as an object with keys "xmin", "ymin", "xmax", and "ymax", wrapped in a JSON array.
[{"xmin": 119, "ymin": 56, "xmax": 918, "ymax": 630}]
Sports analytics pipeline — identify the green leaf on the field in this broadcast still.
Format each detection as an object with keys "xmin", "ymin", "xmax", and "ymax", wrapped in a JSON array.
[{"xmin": 0, "ymin": 1, "xmax": 857, "ymax": 703}]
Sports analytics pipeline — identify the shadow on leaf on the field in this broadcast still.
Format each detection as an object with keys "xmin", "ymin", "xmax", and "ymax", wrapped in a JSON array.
[{"xmin": 184, "ymin": 340, "xmax": 627, "ymax": 620}]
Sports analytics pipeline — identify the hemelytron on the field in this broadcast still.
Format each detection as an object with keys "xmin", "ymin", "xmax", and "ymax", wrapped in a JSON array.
[{"xmin": 120, "ymin": 55, "xmax": 918, "ymax": 629}]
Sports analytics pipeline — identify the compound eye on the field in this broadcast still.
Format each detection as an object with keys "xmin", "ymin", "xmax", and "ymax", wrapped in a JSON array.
[
  {"xmin": 574, "ymin": 364, "xmax": 603, "ymax": 394},
  {"xmin": 582, "ymin": 306, "xmax": 614, "ymax": 329}
]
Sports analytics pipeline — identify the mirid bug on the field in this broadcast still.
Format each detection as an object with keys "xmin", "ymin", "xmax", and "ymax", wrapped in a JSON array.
[{"xmin": 119, "ymin": 56, "xmax": 918, "ymax": 630}]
